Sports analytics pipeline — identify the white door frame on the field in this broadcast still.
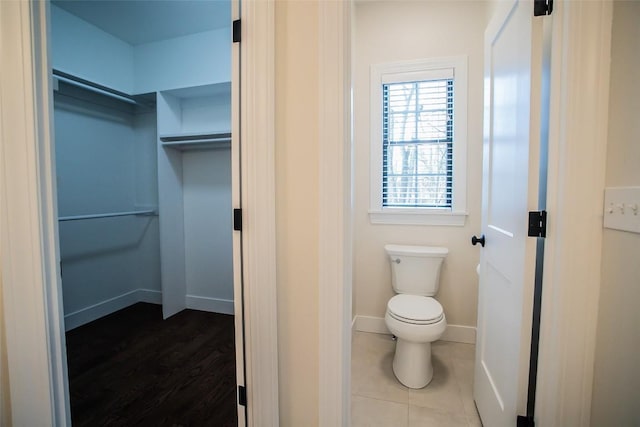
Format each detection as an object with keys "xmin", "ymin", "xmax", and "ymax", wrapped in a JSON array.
[
  {"xmin": 317, "ymin": 1, "xmax": 352, "ymax": 425},
  {"xmin": 0, "ymin": 2, "xmax": 68, "ymax": 424},
  {"xmin": 0, "ymin": 1, "xmax": 280, "ymax": 425},
  {"xmin": 237, "ymin": 0, "xmax": 280, "ymax": 424},
  {"xmin": 535, "ymin": 0, "xmax": 612, "ymax": 425}
]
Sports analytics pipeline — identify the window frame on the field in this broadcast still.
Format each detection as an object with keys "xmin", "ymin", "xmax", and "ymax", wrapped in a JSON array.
[{"xmin": 369, "ymin": 56, "xmax": 468, "ymax": 226}]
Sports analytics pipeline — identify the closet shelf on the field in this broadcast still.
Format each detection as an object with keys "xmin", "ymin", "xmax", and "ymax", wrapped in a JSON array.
[
  {"xmin": 160, "ymin": 132, "xmax": 231, "ymax": 151},
  {"xmin": 53, "ymin": 69, "xmax": 138, "ymax": 105},
  {"xmin": 58, "ymin": 209, "xmax": 157, "ymax": 222}
]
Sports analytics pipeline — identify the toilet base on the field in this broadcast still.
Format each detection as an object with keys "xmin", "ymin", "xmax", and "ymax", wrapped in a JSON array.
[{"xmin": 392, "ymin": 340, "xmax": 433, "ymax": 389}]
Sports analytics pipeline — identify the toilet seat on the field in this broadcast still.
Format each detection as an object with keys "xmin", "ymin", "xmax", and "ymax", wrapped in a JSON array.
[{"xmin": 387, "ymin": 294, "xmax": 444, "ymax": 325}]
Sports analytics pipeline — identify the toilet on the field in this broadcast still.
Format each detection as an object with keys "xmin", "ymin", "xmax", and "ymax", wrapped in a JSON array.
[{"xmin": 384, "ymin": 244, "xmax": 448, "ymax": 389}]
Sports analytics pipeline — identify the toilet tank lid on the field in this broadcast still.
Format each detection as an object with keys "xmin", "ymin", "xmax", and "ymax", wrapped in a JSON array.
[{"xmin": 384, "ymin": 244, "xmax": 448, "ymax": 257}]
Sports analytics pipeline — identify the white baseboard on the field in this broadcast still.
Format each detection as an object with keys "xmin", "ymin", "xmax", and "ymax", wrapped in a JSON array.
[
  {"xmin": 354, "ymin": 315, "xmax": 390, "ymax": 334},
  {"xmin": 186, "ymin": 295, "xmax": 234, "ymax": 315},
  {"xmin": 64, "ymin": 290, "xmax": 233, "ymax": 331},
  {"xmin": 136, "ymin": 289, "xmax": 162, "ymax": 304},
  {"xmin": 64, "ymin": 288, "xmax": 161, "ymax": 331},
  {"xmin": 441, "ymin": 324, "xmax": 476, "ymax": 344},
  {"xmin": 353, "ymin": 315, "xmax": 476, "ymax": 344}
]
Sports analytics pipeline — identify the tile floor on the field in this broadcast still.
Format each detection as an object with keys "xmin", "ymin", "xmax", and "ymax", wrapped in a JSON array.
[{"xmin": 351, "ymin": 331, "xmax": 482, "ymax": 427}]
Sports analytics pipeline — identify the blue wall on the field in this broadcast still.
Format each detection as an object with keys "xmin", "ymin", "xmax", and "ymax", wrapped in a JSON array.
[
  {"xmin": 50, "ymin": 4, "xmax": 231, "ymax": 94},
  {"xmin": 54, "ymin": 85, "xmax": 160, "ymax": 327},
  {"xmin": 51, "ymin": 6, "xmax": 134, "ymax": 93}
]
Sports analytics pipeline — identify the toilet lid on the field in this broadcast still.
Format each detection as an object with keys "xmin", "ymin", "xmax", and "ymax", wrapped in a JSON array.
[{"xmin": 387, "ymin": 295, "xmax": 443, "ymax": 324}]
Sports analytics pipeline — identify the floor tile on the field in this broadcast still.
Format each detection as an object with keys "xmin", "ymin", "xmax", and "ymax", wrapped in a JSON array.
[
  {"xmin": 467, "ymin": 411, "xmax": 483, "ymax": 427},
  {"xmin": 447, "ymin": 341, "xmax": 476, "ymax": 361},
  {"xmin": 352, "ymin": 331, "xmax": 482, "ymax": 426},
  {"xmin": 452, "ymin": 357, "xmax": 478, "ymax": 417},
  {"xmin": 408, "ymin": 353, "xmax": 465, "ymax": 414},
  {"xmin": 408, "ymin": 405, "xmax": 470, "ymax": 427},
  {"xmin": 352, "ymin": 332, "xmax": 409, "ymax": 403},
  {"xmin": 431, "ymin": 340, "xmax": 453, "ymax": 360},
  {"xmin": 352, "ymin": 395, "xmax": 408, "ymax": 427}
]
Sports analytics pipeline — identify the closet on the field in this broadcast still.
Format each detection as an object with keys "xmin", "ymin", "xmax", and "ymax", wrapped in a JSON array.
[
  {"xmin": 157, "ymin": 83, "xmax": 233, "ymax": 318},
  {"xmin": 54, "ymin": 72, "xmax": 160, "ymax": 330},
  {"xmin": 51, "ymin": 1, "xmax": 234, "ymax": 328}
]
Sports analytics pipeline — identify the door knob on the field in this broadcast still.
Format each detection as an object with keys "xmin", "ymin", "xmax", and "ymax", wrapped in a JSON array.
[{"xmin": 471, "ymin": 234, "xmax": 485, "ymax": 247}]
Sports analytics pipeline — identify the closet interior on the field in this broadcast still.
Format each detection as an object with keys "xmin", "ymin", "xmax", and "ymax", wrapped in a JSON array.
[{"xmin": 51, "ymin": 0, "xmax": 234, "ymax": 328}]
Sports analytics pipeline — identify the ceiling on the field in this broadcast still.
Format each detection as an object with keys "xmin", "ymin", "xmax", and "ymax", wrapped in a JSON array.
[{"xmin": 52, "ymin": 0, "xmax": 231, "ymax": 45}]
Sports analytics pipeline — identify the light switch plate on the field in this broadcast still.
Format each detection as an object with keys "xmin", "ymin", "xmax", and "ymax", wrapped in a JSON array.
[{"xmin": 603, "ymin": 186, "xmax": 640, "ymax": 234}]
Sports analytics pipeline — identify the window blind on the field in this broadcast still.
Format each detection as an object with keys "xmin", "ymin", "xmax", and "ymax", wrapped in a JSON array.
[{"xmin": 382, "ymin": 78, "xmax": 454, "ymax": 208}]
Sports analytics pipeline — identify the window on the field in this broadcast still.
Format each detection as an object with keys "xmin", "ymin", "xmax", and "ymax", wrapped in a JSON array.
[{"xmin": 370, "ymin": 57, "xmax": 468, "ymax": 225}]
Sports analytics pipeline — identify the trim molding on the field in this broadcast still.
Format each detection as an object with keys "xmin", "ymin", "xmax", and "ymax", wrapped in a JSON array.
[
  {"xmin": 186, "ymin": 295, "xmax": 234, "ymax": 315},
  {"xmin": 64, "ymin": 289, "xmax": 162, "ymax": 331},
  {"xmin": 353, "ymin": 316, "xmax": 476, "ymax": 344},
  {"xmin": 240, "ymin": 0, "xmax": 280, "ymax": 425},
  {"xmin": 0, "ymin": 1, "xmax": 70, "ymax": 424},
  {"xmin": 318, "ymin": 2, "xmax": 352, "ymax": 426},
  {"xmin": 441, "ymin": 325, "xmax": 477, "ymax": 344},
  {"xmin": 536, "ymin": 1, "xmax": 612, "ymax": 425}
]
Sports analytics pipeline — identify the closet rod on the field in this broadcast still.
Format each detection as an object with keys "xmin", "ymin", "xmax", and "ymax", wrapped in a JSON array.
[
  {"xmin": 52, "ymin": 69, "xmax": 138, "ymax": 105},
  {"xmin": 160, "ymin": 132, "xmax": 232, "ymax": 143},
  {"xmin": 58, "ymin": 210, "xmax": 156, "ymax": 222}
]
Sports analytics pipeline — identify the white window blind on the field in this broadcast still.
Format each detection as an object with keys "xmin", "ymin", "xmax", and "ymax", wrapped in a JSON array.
[{"xmin": 382, "ymin": 78, "xmax": 454, "ymax": 208}]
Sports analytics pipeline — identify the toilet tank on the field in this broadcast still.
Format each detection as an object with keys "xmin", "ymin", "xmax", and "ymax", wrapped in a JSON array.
[{"xmin": 385, "ymin": 245, "xmax": 448, "ymax": 296}]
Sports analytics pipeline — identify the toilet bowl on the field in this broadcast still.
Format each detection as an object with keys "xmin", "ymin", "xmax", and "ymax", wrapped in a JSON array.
[
  {"xmin": 384, "ymin": 245, "xmax": 448, "ymax": 389},
  {"xmin": 385, "ymin": 294, "xmax": 446, "ymax": 388}
]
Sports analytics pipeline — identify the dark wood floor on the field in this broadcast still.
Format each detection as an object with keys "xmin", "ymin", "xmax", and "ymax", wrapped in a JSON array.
[{"xmin": 66, "ymin": 303, "xmax": 237, "ymax": 427}]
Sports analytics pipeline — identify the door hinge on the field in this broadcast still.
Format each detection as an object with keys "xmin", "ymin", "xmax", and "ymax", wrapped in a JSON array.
[
  {"xmin": 233, "ymin": 19, "xmax": 241, "ymax": 43},
  {"xmin": 233, "ymin": 208, "xmax": 243, "ymax": 231},
  {"xmin": 528, "ymin": 210, "xmax": 547, "ymax": 238},
  {"xmin": 534, "ymin": 0, "xmax": 553, "ymax": 16},
  {"xmin": 517, "ymin": 415, "xmax": 535, "ymax": 427},
  {"xmin": 238, "ymin": 385, "xmax": 247, "ymax": 406}
]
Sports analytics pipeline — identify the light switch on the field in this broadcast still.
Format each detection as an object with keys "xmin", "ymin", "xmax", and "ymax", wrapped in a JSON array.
[{"xmin": 603, "ymin": 187, "xmax": 640, "ymax": 233}]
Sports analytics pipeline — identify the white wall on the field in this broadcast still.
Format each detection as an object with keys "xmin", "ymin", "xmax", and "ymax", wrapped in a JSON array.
[
  {"xmin": 353, "ymin": 1, "xmax": 489, "ymax": 332},
  {"xmin": 51, "ymin": 5, "xmax": 134, "ymax": 94},
  {"xmin": 183, "ymin": 149, "xmax": 233, "ymax": 307},
  {"xmin": 51, "ymin": 5, "xmax": 231, "ymax": 95},
  {"xmin": 54, "ymin": 86, "xmax": 160, "ymax": 327},
  {"xmin": 275, "ymin": 1, "xmax": 320, "ymax": 423},
  {"xmin": 156, "ymin": 87, "xmax": 234, "ymax": 315},
  {"xmin": 591, "ymin": 2, "xmax": 640, "ymax": 425},
  {"xmin": 134, "ymin": 28, "xmax": 231, "ymax": 94}
]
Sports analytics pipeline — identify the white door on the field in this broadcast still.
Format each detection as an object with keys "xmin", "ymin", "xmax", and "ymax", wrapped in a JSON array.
[{"xmin": 474, "ymin": 1, "xmax": 543, "ymax": 425}]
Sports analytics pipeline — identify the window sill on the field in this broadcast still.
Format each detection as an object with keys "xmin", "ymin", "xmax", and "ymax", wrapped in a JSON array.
[{"xmin": 369, "ymin": 210, "xmax": 467, "ymax": 226}]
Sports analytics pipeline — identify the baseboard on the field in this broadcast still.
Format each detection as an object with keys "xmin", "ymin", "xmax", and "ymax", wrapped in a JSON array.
[
  {"xmin": 136, "ymin": 288, "xmax": 162, "ymax": 304},
  {"xmin": 64, "ymin": 290, "xmax": 232, "ymax": 331},
  {"xmin": 186, "ymin": 295, "xmax": 234, "ymax": 315},
  {"xmin": 441, "ymin": 325, "xmax": 476, "ymax": 344},
  {"xmin": 353, "ymin": 315, "xmax": 476, "ymax": 344},
  {"xmin": 354, "ymin": 315, "xmax": 390, "ymax": 334},
  {"xmin": 64, "ymin": 288, "xmax": 160, "ymax": 331}
]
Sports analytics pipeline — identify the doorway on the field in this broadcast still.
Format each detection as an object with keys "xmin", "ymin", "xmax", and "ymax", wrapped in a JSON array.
[
  {"xmin": 350, "ymin": 0, "xmax": 487, "ymax": 423},
  {"xmin": 50, "ymin": 1, "xmax": 242, "ymax": 424},
  {"xmin": 1, "ymin": 0, "xmax": 287, "ymax": 424}
]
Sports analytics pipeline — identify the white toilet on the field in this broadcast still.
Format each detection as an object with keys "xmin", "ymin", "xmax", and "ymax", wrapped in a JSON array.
[{"xmin": 384, "ymin": 244, "xmax": 448, "ymax": 389}]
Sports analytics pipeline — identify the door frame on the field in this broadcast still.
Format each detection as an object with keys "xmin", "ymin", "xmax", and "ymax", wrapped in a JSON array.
[
  {"xmin": 317, "ymin": 1, "xmax": 352, "ymax": 425},
  {"xmin": 535, "ymin": 0, "xmax": 612, "ymax": 425},
  {"xmin": 0, "ymin": 0, "xmax": 280, "ymax": 425}
]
